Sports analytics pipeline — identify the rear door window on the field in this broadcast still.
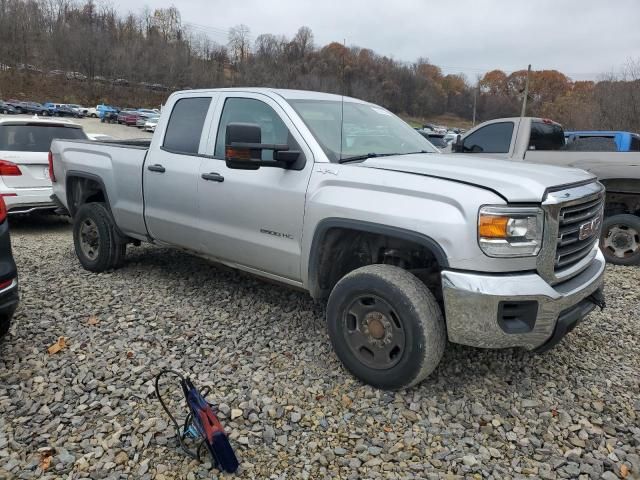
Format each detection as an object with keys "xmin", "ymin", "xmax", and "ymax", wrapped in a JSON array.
[
  {"xmin": 0, "ymin": 125, "xmax": 87, "ymax": 152},
  {"xmin": 163, "ymin": 97, "xmax": 212, "ymax": 155},
  {"xmin": 462, "ymin": 122, "xmax": 514, "ymax": 153},
  {"xmin": 529, "ymin": 121, "xmax": 565, "ymax": 150}
]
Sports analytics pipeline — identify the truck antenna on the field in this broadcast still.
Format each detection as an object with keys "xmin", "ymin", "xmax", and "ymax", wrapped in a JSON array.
[{"xmin": 339, "ymin": 38, "xmax": 346, "ymax": 161}]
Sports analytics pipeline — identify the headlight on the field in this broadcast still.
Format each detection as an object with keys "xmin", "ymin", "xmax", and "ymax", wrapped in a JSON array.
[{"xmin": 478, "ymin": 206, "xmax": 544, "ymax": 257}]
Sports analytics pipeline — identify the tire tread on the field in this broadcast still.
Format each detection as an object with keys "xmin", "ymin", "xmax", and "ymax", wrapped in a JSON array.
[
  {"xmin": 73, "ymin": 203, "xmax": 125, "ymax": 272},
  {"xmin": 327, "ymin": 264, "xmax": 446, "ymax": 390}
]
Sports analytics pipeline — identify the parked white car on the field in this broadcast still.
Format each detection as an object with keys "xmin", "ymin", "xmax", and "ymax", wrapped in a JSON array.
[
  {"xmin": 0, "ymin": 118, "xmax": 87, "ymax": 214},
  {"xmin": 144, "ymin": 115, "xmax": 159, "ymax": 132},
  {"xmin": 86, "ymin": 133, "xmax": 114, "ymax": 141},
  {"xmin": 85, "ymin": 107, "xmax": 98, "ymax": 118},
  {"xmin": 67, "ymin": 104, "xmax": 89, "ymax": 116}
]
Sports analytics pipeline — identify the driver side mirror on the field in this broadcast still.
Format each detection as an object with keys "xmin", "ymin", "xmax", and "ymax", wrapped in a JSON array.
[
  {"xmin": 452, "ymin": 134, "xmax": 464, "ymax": 153},
  {"xmin": 225, "ymin": 122, "xmax": 300, "ymax": 170}
]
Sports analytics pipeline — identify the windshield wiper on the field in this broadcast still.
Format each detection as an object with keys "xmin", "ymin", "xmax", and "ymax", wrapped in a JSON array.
[
  {"xmin": 339, "ymin": 153, "xmax": 391, "ymax": 164},
  {"xmin": 339, "ymin": 150, "xmax": 431, "ymax": 164},
  {"xmin": 395, "ymin": 150, "xmax": 431, "ymax": 155}
]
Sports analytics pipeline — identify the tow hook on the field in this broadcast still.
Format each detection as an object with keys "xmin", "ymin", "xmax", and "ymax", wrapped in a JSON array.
[{"xmin": 587, "ymin": 289, "xmax": 606, "ymax": 310}]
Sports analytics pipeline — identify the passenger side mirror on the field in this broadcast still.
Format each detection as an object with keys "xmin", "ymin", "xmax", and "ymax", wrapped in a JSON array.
[{"xmin": 225, "ymin": 122, "xmax": 300, "ymax": 170}]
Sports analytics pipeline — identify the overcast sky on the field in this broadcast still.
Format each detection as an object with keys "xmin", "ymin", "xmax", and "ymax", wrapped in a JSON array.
[{"xmin": 115, "ymin": 0, "xmax": 639, "ymax": 82}]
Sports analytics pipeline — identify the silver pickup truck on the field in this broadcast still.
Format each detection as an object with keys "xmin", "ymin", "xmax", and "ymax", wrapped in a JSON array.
[{"xmin": 50, "ymin": 88, "xmax": 606, "ymax": 390}]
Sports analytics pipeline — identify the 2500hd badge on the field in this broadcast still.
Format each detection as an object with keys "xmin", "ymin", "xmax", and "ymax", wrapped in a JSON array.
[{"xmin": 260, "ymin": 228, "xmax": 294, "ymax": 240}]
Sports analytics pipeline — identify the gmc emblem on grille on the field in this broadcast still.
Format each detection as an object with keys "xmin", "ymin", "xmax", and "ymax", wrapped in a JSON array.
[{"xmin": 578, "ymin": 215, "xmax": 602, "ymax": 240}]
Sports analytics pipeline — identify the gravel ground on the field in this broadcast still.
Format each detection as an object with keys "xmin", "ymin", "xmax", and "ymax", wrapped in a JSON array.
[{"xmin": 0, "ymin": 215, "xmax": 638, "ymax": 480}]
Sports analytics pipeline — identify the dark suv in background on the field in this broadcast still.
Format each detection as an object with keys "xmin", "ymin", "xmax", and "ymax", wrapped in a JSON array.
[
  {"xmin": 0, "ymin": 196, "xmax": 18, "ymax": 337},
  {"xmin": 0, "ymin": 101, "xmax": 17, "ymax": 114}
]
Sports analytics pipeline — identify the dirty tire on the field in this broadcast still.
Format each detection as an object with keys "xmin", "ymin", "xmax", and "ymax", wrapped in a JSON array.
[
  {"xmin": 600, "ymin": 214, "xmax": 640, "ymax": 266},
  {"xmin": 73, "ymin": 203, "xmax": 125, "ymax": 272},
  {"xmin": 326, "ymin": 264, "xmax": 446, "ymax": 390}
]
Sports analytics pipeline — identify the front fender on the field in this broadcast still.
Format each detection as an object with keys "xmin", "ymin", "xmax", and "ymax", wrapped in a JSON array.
[{"xmin": 301, "ymin": 166, "xmax": 539, "ymax": 291}]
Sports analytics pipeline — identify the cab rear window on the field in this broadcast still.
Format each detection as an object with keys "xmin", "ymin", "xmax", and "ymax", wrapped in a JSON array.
[
  {"xmin": 566, "ymin": 136, "xmax": 617, "ymax": 152},
  {"xmin": 0, "ymin": 124, "xmax": 87, "ymax": 152},
  {"xmin": 529, "ymin": 121, "xmax": 565, "ymax": 150}
]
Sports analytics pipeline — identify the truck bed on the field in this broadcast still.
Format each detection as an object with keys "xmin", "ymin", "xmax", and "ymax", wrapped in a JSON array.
[{"xmin": 50, "ymin": 138, "xmax": 149, "ymax": 238}]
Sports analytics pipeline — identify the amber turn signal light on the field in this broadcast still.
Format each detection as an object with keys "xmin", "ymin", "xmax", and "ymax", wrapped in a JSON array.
[
  {"xmin": 225, "ymin": 146, "xmax": 251, "ymax": 161},
  {"xmin": 478, "ymin": 215, "xmax": 509, "ymax": 238}
]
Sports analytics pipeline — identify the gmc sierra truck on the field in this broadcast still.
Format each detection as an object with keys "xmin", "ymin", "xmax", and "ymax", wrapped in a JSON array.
[
  {"xmin": 50, "ymin": 88, "xmax": 606, "ymax": 390},
  {"xmin": 448, "ymin": 117, "xmax": 640, "ymax": 265}
]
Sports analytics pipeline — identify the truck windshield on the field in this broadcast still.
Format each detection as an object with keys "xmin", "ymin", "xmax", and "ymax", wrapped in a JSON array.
[
  {"xmin": 0, "ymin": 125, "xmax": 87, "ymax": 152},
  {"xmin": 287, "ymin": 99, "xmax": 437, "ymax": 162}
]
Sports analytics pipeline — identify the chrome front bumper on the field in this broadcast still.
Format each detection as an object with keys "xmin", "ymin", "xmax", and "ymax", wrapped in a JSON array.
[{"xmin": 442, "ymin": 248, "xmax": 605, "ymax": 350}]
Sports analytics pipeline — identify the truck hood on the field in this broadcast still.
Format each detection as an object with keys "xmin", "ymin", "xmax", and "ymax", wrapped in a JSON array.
[{"xmin": 359, "ymin": 153, "xmax": 596, "ymax": 202}]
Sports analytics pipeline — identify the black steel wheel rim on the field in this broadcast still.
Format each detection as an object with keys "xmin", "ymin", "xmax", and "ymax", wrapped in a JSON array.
[{"xmin": 342, "ymin": 294, "xmax": 406, "ymax": 370}]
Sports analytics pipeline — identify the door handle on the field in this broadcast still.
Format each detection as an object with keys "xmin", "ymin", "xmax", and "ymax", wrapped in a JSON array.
[
  {"xmin": 201, "ymin": 172, "xmax": 224, "ymax": 182},
  {"xmin": 147, "ymin": 164, "xmax": 166, "ymax": 173}
]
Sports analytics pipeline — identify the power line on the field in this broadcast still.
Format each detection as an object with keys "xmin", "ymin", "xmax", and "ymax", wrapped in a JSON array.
[{"xmin": 183, "ymin": 21, "xmax": 256, "ymax": 44}]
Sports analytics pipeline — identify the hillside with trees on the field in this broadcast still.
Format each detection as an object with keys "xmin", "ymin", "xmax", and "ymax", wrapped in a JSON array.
[{"xmin": 0, "ymin": 0, "xmax": 638, "ymax": 131}]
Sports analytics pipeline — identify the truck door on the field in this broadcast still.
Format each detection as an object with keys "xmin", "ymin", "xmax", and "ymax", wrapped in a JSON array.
[
  {"xmin": 458, "ymin": 120, "xmax": 516, "ymax": 159},
  {"xmin": 143, "ymin": 95, "xmax": 216, "ymax": 249},
  {"xmin": 197, "ymin": 93, "xmax": 314, "ymax": 282}
]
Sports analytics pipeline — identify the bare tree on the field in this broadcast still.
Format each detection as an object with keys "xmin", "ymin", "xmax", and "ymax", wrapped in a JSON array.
[{"xmin": 228, "ymin": 24, "xmax": 251, "ymax": 64}]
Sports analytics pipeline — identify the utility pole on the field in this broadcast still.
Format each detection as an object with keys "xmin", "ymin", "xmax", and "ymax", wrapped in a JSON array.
[
  {"xmin": 472, "ymin": 85, "xmax": 477, "ymax": 126},
  {"xmin": 521, "ymin": 64, "xmax": 531, "ymax": 117}
]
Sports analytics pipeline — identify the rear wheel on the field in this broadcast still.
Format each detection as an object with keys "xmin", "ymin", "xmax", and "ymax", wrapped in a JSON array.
[
  {"xmin": 600, "ymin": 214, "xmax": 640, "ymax": 265},
  {"xmin": 73, "ymin": 203, "xmax": 126, "ymax": 272},
  {"xmin": 326, "ymin": 264, "xmax": 446, "ymax": 390}
]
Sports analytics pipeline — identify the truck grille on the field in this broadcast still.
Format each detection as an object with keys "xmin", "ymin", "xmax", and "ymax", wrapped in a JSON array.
[{"xmin": 555, "ymin": 196, "xmax": 603, "ymax": 272}]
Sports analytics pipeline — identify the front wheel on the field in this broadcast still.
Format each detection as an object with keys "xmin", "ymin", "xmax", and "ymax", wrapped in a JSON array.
[
  {"xmin": 326, "ymin": 264, "xmax": 446, "ymax": 390},
  {"xmin": 73, "ymin": 203, "xmax": 126, "ymax": 272},
  {"xmin": 600, "ymin": 214, "xmax": 640, "ymax": 265}
]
